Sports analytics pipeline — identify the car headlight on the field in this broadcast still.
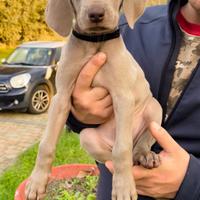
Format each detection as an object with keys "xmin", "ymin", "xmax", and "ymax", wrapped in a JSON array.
[{"xmin": 10, "ymin": 73, "xmax": 31, "ymax": 88}]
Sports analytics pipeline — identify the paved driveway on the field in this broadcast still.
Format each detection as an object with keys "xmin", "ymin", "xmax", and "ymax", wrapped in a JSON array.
[{"xmin": 0, "ymin": 111, "xmax": 47, "ymax": 174}]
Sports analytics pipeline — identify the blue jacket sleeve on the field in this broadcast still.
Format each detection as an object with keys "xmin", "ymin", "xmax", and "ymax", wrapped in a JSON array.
[
  {"xmin": 66, "ymin": 112, "xmax": 99, "ymax": 133},
  {"xmin": 175, "ymin": 155, "xmax": 200, "ymax": 200}
]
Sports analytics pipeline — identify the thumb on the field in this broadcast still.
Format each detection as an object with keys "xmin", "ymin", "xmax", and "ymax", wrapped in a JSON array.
[
  {"xmin": 105, "ymin": 160, "xmax": 114, "ymax": 173},
  {"xmin": 75, "ymin": 52, "xmax": 106, "ymax": 91},
  {"xmin": 149, "ymin": 122, "xmax": 181, "ymax": 153}
]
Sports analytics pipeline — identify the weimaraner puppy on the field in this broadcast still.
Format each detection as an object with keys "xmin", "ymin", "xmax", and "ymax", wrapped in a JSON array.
[{"xmin": 25, "ymin": 0, "xmax": 162, "ymax": 200}]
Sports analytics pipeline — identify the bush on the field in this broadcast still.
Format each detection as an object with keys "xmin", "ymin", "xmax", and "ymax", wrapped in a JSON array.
[{"xmin": 0, "ymin": 0, "xmax": 60, "ymax": 46}]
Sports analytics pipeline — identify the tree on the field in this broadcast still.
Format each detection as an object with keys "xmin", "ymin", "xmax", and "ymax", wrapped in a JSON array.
[{"xmin": 0, "ymin": 0, "xmax": 59, "ymax": 45}]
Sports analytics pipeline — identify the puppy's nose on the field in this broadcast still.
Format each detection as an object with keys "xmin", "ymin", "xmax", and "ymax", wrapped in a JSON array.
[{"xmin": 88, "ymin": 8, "xmax": 105, "ymax": 23}]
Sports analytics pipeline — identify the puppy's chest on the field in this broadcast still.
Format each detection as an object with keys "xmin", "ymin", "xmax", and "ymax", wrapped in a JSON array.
[
  {"xmin": 91, "ymin": 54, "xmax": 137, "ymax": 90},
  {"xmin": 74, "ymin": 38, "xmax": 139, "ymax": 90},
  {"xmin": 79, "ymin": 46, "xmax": 119, "ymax": 88}
]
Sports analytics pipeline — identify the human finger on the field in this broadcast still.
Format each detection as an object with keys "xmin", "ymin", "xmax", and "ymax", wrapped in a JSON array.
[
  {"xmin": 105, "ymin": 160, "xmax": 114, "ymax": 173},
  {"xmin": 149, "ymin": 122, "xmax": 181, "ymax": 153},
  {"xmin": 75, "ymin": 53, "xmax": 106, "ymax": 90},
  {"xmin": 133, "ymin": 165, "xmax": 153, "ymax": 181},
  {"xmin": 90, "ymin": 87, "xmax": 109, "ymax": 100},
  {"xmin": 97, "ymin": 94, "xmax": 113, "ymax": 108}
]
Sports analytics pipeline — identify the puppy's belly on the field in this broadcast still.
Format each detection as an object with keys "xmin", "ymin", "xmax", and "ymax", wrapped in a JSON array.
[{"xmin": 95, "ymin": 97, "xmax": 152, "ymax": 151}]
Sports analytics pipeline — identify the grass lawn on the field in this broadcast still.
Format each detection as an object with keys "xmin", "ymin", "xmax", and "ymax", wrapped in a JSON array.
[{"xmin": 0, "ymin": 131, "xmax": 94, "ymax": 200}]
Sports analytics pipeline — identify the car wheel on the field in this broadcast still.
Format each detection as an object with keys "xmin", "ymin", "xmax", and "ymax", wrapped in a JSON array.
[{"xmin": 28, "ymin": 85, "xmax": 51, "ymax": 114}]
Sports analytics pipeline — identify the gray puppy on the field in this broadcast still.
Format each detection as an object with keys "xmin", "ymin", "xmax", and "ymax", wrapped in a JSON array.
[{"xmin": 25, "ymin": 0, "xmax": 162, "ymax": 200}]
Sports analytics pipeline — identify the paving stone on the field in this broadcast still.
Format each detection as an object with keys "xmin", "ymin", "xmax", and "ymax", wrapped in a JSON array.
[{"xmin": 0, "ymin": 112, "xmax": 48, "ymax": 174}]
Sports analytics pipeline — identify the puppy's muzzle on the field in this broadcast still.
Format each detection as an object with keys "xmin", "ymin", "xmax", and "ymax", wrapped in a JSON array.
[{"xmin": 88, "ymin": 7, "xmax": 105, "ymax": 23}]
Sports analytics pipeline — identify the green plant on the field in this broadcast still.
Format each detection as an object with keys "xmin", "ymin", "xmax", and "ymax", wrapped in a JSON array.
[{"xmin": 45, "ymin": 176, "xmax": 98, "ymax": 200}]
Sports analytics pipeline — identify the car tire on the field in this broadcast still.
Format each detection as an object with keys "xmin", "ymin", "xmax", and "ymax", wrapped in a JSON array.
[{"xmin": 28, "ymin": 85, "xmax": 51, "ymax": 114}]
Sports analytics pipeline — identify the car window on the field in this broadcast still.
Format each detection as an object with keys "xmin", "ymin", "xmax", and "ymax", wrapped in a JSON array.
[
  {"xmin": 7, "ymin": 48, "xmax": 29, "ymax": 63},
  {"xmin": 6, "ymin": 47, "xmax": 53, "ymax": 66}
]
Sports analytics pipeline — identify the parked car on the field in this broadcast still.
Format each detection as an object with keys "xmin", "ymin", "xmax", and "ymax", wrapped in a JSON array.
[{"xmin": 0, "ymin": 41, "xmax": 65, "ymax": 114}]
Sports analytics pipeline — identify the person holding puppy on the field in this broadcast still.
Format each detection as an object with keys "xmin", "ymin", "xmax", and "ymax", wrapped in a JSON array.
[{"xmin": 67, "ymin": 0, "xmax": 200, "ymax": 199}]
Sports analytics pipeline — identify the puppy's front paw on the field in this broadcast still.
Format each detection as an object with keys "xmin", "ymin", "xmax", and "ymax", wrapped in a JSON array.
[
  {"xmin": 134, "ymin": 151, "xmax": 161, "ymax": 169},
  {"xmin": 112, "ymin": 172, "xmax": 138, "ymax": 200},
  {"xmin": 25, "ymin": 169, "xmax": 50, "ymax": 200}
]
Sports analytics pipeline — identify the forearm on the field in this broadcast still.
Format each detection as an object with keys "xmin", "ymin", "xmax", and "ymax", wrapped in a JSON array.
[{"xmin": 175, "ymin": 155, "xmax": 200, "ymax": 200}]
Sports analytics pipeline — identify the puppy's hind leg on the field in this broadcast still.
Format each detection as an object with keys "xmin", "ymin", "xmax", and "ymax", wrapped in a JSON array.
[
  {"xmin": 80, "ymin": 127, "xmax": 113, "ymax": 163},
  {"xmin": 133, "ymin": 98, "xmax": 162, "ymax": 169},
  {"xmin": 133, "ymin": 130, "xmax": 161, "ymax": 169},
  {"xmin": 80, "ymin": 116, "xmax": 117, "ymax": 163}
]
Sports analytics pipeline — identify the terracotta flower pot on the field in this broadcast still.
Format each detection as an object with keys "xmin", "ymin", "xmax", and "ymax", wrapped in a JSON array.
[{"xmin": 15, "ymin": 164, "xmax": 99, "ymax": 200}]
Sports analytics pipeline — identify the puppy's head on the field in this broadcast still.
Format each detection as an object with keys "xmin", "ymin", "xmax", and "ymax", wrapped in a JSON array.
[{"xmin": 46, "ymin": 0, "xmax": 146, "ymax": 37}]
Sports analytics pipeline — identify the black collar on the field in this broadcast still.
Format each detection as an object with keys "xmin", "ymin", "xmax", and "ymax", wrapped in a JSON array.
[{"xmin": 72, "ymin": 29, "xmax": 120, "ymax": 43}]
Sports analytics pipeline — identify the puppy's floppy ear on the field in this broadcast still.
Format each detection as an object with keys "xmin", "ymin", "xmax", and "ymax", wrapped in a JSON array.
[
  {"xmin": 123, "ymin": 0, "xmax": 146, "ymax": 29},
  {"xmin": 45, "ymin": 0, "xmax": 73, "ymax": 37}
]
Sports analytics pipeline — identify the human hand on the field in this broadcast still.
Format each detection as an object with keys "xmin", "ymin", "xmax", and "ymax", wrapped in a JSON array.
[
  {"xmin": 71, "ymin": 52, "xmax": 113, "ymax": 124},
  {"xmin": 106, "ymin": 122, "xmax": 190, "ymax": 199}
]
